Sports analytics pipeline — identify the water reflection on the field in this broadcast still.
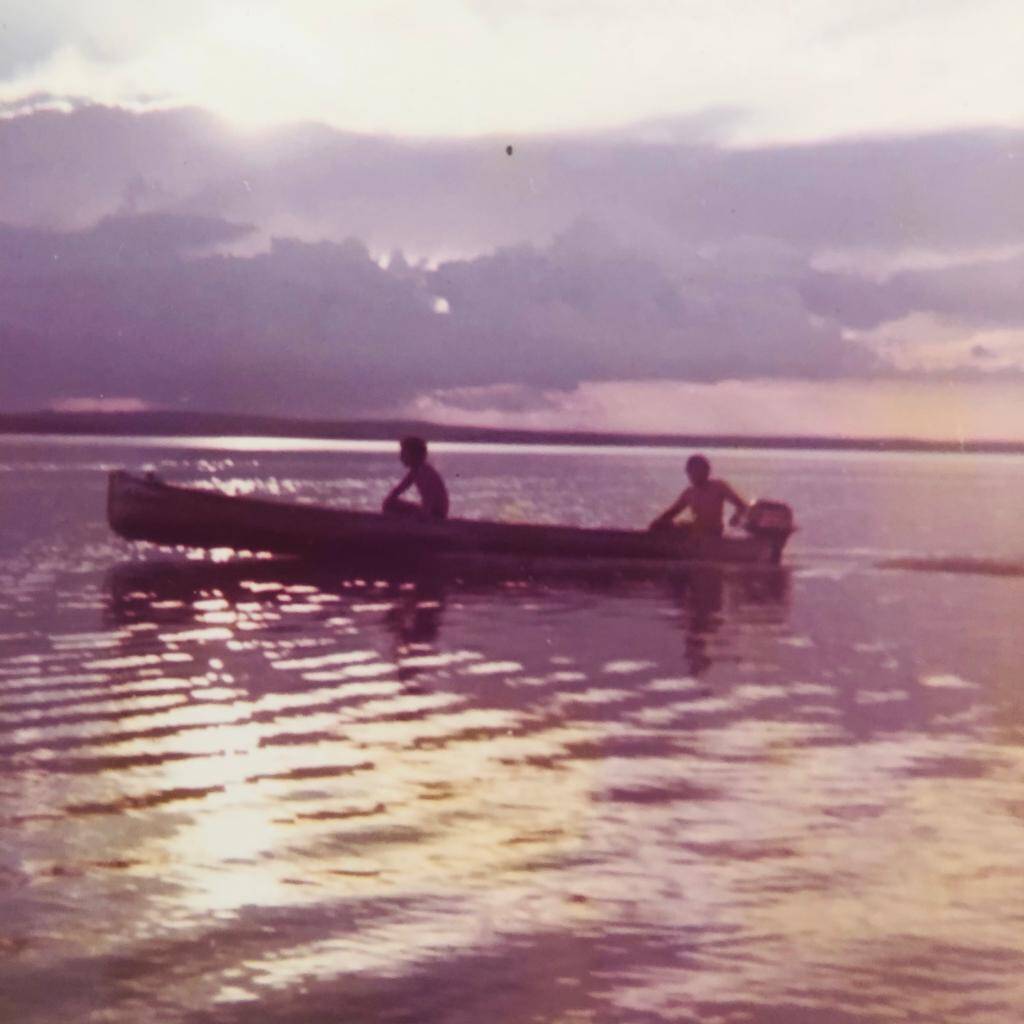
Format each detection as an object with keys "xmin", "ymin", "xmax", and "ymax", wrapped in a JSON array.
[
  {"xmin": 69, "ymin": 559, "xmax": 799, "ymax": 1000},
  {"xmin": 94, "ymin": 558, "xmax": 807, "ymax": 1018},
  {"xmin": 106, "ymin": 556, "xmax": 791, "ymax": 681},
  {"xmin": 10, "ymin": 435, "xmax": 1024, "ymax": 1022}
]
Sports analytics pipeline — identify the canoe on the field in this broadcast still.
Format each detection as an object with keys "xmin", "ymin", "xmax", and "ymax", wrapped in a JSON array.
[{"xmin": 107, "ymin": 471, "xmax": 794, "ymax": 566}]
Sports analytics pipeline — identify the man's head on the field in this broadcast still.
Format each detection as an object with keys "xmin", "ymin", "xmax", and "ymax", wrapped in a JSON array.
[
  {"xmin": 686, "ymin": 453, "xmax": 711, "ymax": 485},
  {"xmin": 399, "ymin": 436, "xmax": 428, "ymax": 467}
]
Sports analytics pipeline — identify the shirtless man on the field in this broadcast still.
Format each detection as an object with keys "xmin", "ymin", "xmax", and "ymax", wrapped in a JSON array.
[
  {"xmin": 648, "ymin": 454, "xmax": 748, "ymax": 536},
  {"xmin": 382, "ymin": 436, "xmax": 449, "ymax": 520}
]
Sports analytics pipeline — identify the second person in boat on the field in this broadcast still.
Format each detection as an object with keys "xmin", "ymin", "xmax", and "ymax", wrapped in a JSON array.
[
  {"xmin": 648, "ymin": 453, "xmax": 748, "ymax": 537},
  {"xmin": 382, "ymin": 436, "xmax": 450, "ymax": 520}
]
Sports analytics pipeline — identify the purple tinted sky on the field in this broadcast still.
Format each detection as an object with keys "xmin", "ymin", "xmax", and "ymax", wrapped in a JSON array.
[{"xmin": 1, "ymin": 3, "xmax": 1022, "ymax": 439}]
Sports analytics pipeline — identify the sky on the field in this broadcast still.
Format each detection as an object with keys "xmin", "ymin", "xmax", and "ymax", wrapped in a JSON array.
[
  {"xmin": 1, "ymin": 1, "xmax": 1023, "ymax": 440},
  {"xmin": 3, "ymin": 1, "xmax": 1022, "ymax": 142}
]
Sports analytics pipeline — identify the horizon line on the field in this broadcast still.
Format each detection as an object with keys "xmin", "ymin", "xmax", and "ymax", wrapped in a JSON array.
[{"xmin": 2, "ymin": 408, "xmax": 1022, "ymax": 456}]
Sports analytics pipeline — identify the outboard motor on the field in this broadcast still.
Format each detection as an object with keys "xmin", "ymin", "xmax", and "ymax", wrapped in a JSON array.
[{"xmin": 743, "ymin": 499, "xmax": 795, "ymax": 564}]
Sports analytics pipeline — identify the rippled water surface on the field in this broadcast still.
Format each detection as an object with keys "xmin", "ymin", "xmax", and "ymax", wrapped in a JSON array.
[{"xmin": 3, "ymin": 437, "xmax": 1024, "ymax": 1023}]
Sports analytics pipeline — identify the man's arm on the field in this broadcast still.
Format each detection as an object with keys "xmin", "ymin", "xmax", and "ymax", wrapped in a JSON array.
[
  {"xmin": 721, "ymin": 482, "xmax": 749, "ymax": 526},
  {"xmin": 384, "ymin": 469, "xmax": 415, "ymax": 507},
  {"xmin": 648, "ymin": 490, "xmax": 690, "ymax": 531}
]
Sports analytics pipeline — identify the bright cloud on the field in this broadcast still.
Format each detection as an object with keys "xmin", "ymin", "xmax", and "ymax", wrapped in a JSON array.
[
  {"xmin": 1, "ymin": 1, "xmax": 1022, "ymax": 141},
  {"xmin": 407, "ymin": 378, "xmax": 1024, "ymax": 443},
  {"xmin": 852, "ymin": 314, "xmax": 1024, "ymax": 373}
]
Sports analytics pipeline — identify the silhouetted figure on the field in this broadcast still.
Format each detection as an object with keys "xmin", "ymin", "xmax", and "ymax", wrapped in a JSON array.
[
  {"xmin": 648, "ymin": 453, "xmax": 748, "ymax": 537},
  {"xmin": 382, "ymin": 436, "xmax": 449, "ymax": 520}
]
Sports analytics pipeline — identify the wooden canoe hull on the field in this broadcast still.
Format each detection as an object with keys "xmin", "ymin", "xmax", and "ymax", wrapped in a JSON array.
[{"xmin": 107, "ymin": 471, "xmax": 787, "ymax": 566}]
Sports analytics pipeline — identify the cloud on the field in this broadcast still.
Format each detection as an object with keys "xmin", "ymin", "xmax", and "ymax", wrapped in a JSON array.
[
  {"xmin": 0, "ymin": 214, "xmax": 877, "ymax": 415},
  {"xmin": 406, "ymin": 378, "xmax": 1024, "ymax": 443},
  {"xmin": 432, "ymin": 221, "xmax": 875, "ymax": 384},
  {"xmin": 1, "ymin": 1, "xmax": 1022, "ymax": 143},
  {"xmin": 50, "ymin": 396, "xmax": 150, "ymax": 413},
  {"xmin": 0, "ymin": 212, "xmax": 253, "ymax": 265},
  {"xmin": 2, "ymin": 105, "xmax": 1023, "ymax": 259},
  {"xmin": 848, "ymin": 313, "xmax": 1024, "ymax": 374},
  {"xmin": 2, "ymin": 106, "xmax": 1024, "ymax": 419},
  {"xmin": 0, "ymin": 2, "xmax": 215, "ymax": 76},
  {"xmin": 803, "ymin": 251, "xmax": 1024, "ymax": 330}
]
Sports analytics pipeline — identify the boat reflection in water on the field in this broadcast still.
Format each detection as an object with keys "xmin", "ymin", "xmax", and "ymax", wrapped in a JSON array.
[
  {"xmin": 61, "ymin": 555, "xmax": 797, "ymax": 1020},
  {"xmin": 105, "ymin": 554, "xmax": 790, "ymax": 683}
]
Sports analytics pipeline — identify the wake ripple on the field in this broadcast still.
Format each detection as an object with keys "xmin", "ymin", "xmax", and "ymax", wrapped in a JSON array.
[{"xmin": 878, "ymin": 556, "xmax": 1024, "ymax": 578}]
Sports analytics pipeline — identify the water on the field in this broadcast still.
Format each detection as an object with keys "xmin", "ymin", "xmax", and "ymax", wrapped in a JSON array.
[{"xmin": 2, "ymin": 437, "xmax": 1024, "ymax": 1023}]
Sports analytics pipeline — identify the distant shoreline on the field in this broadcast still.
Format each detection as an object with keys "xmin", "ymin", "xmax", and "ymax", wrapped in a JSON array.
[{"xmin": 1, "ymin": 409, "xmax": 1022, "ymax": 455}]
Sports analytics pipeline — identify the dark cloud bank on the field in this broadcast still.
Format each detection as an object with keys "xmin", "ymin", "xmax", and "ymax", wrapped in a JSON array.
[{"xmin": 1, "ymin": 104, "xmax": 1022, "ymax": 414}]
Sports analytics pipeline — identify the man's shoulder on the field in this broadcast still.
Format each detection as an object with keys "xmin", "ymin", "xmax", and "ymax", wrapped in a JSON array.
[{"xmin": 419, "ymin": 462, "xmax": 446, "ymax": 484}]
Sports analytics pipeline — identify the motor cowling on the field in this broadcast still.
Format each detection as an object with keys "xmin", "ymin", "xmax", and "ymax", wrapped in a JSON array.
[{"xmin": 743, "ymin": 499, "xmax": 795, "ymax": 563}]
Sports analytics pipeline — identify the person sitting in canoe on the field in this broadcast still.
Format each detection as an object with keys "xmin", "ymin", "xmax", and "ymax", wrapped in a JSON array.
[
  {"xmin": 382, "ymin": 436, "xmax": 450, "ymax": 520},
  {"xmin": 648, "ymin": 454, "xmax": 748, "ymax": 536}
]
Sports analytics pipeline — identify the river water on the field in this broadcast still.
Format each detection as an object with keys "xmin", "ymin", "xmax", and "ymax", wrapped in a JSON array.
[{"xmin": 2, "ymin": 437, "xmax": 1023, "ymax": 1023}]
